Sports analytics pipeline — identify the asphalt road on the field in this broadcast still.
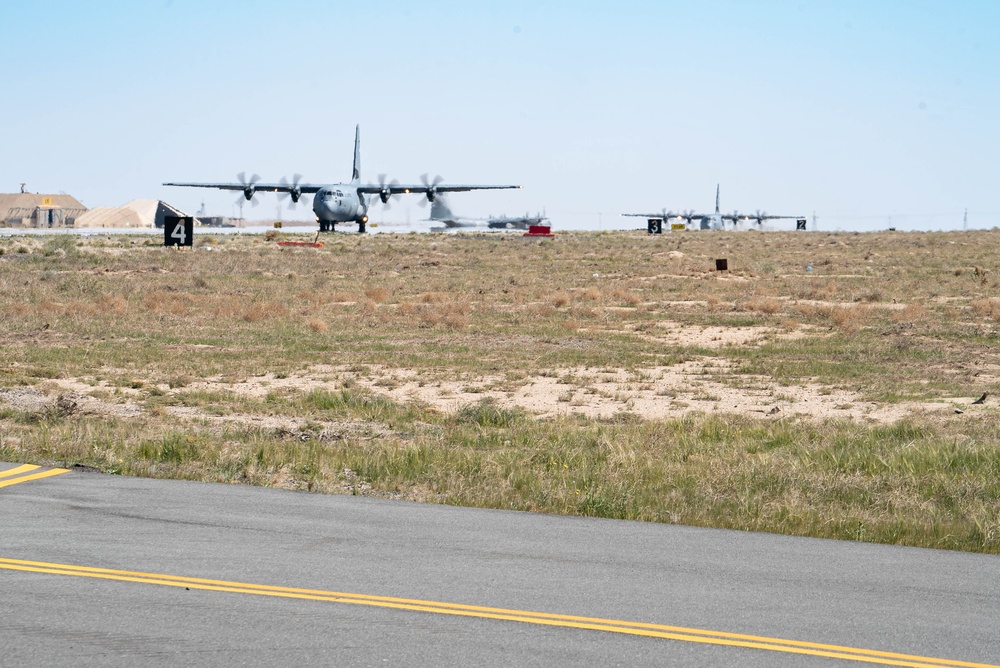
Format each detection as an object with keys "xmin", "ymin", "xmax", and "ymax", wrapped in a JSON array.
[{"xmin": 2, "ymin": 462, "xmax": 998, "ymax": 667}]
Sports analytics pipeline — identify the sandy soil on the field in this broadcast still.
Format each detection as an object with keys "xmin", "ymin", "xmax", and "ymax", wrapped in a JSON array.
[{"xmin": 3, "ymin": 316, "xmax": 992, "ymax": 428}]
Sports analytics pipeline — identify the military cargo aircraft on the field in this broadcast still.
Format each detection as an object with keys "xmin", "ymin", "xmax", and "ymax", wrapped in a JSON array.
[
  {"xmin": 429, "ymin": 197, "xmax": 547, "ymax": 230},
  {"xmin": 165, "ymin": 126, "xmax": 521, "ymax": 233},
  {"xmin": 623, "ymin": 184, "xmax": 803, "ymax": 230}
]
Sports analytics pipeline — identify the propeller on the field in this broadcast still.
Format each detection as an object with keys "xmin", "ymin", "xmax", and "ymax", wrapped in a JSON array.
[
  {"xmin": 236, "ymin": 172, "xmax": 261, "ymax": 207},
  {"xmin": 729, "ymin": 210, "xmax": 745, "ymax": 227},
  {"xmin": 752, "ymin": 209, "xmax": 768, "ymax": 226},
  {"xmin": 375, "ymin": 174, "xmax": 401, "ymax": 209},
  {"xmin": 418, "ymin": 173, "xmax": 444, "ymax": 206},
  {"xmin": 277, "ymin": 174, "xmax": 309, "ymax": 209}
]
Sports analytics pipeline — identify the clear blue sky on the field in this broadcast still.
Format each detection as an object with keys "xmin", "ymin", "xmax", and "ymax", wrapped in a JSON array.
[{"xmin": 3, "ymin": 1, "xmax": 998, "ymax": 231}]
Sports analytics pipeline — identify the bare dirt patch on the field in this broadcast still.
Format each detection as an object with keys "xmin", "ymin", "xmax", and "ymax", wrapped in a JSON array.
[
  {"xmin": 623, "ymin": 322, "xmax": 820, "ymax": 349},
  {"xmin": 336, "ymin": 361, "xmax": 969, "ymax": 422},
  {"xmin": 5, "ymin": 354, "xmax": 988, "ymax": 428}
]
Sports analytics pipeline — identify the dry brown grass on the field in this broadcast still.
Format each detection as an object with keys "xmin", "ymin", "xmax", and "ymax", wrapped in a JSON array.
[
  {"xmin": 414, "ymin": 301, "xmax": 471, "ymax": 329},
  {"xmin": 96, "ymin": 294, "xmax": 128, "ymax": 315},
  {"xmin": 4, "ymin": 228, "xmax": 1000, "ymax": 552},
  {"xmin": 891, "ymin": 302, "xmax": 926, "ymax": 323},
  {"xmin": 610, "ymin": 288, "xmax": 642, "ymax": 306},
  {"xmin": 365, "ymin": 287, "xmax": 388, "ymax": 303},
  {"xmin": 551, "ymin": 292, "xmax": 571, "ymax": 307},
  {"xmin": 816, "ymin": 281, "xmax": 839, "ymax": 300},
  {"xmin": 830, "ymin": 304, "xmax": 872, "ymax": 333},
  {"xmin": 306, "ymin": 318, "xmax": 328, "ymax": 333},
  {"xmin": 970, "ymin": 298, "xmax": 1000, "ymax": 321},
  {"xmin": 743, "ymin": 297, "xmax": 783, "ymax": 315},
  {"xmin": 419, "ymin": 291, "xmax": 449, "ymax": 304},
  {"xmin": 527, "ymin": 303, "xmax": 556, "ymax": 317},
  {"xmin": 241, "ymin": 301, "xmax": 289, "ymax": 322}
]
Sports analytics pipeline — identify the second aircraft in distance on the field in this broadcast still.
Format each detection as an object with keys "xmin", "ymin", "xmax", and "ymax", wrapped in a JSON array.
[{"xmin": 623, "ymin": 184, "xmax": 804, "ymax": 231}]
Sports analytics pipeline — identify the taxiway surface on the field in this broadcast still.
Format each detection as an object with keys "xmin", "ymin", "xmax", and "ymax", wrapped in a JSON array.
[{"xmin": 2, "ymin": 463, "xmax": 998, "ymax": 667}]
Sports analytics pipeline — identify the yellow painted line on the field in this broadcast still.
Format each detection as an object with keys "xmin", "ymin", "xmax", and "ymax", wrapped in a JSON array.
[
  {"xmin": 0, "ymin": 558, "xmax": 993, "ymax": 668},
  {"xmin": 0, "ymin": 464, "xmax": 40, "ymax": 479},
  {"xmin": 0, "ymin": 467, "xmax": 70, "ymax": 489}
]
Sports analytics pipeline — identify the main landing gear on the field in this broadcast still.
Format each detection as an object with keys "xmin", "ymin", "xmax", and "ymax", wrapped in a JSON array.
[{"xmin": 316, "ymin": 218, "xmax": 368, "ymax": 234}]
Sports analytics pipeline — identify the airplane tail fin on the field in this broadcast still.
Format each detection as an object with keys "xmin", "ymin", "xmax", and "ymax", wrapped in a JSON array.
[
  {"xmin": 429, "ymin": 196, "xmax": 453, "ymax": 221},
  {"xmin": 351, "ymin": 125, "xmax": 361, "ymax": 182},
  {"xmin": 715, "ymin": 184, "xmax": 720, "ymax": 214}
]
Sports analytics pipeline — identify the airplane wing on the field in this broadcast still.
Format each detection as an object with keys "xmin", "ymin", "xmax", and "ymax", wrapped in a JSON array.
[
  {"xmin": 622, "ymin": 212, "xmax": 711, "ymax": 219},
  {"xmin": 163, "ymin": 182, "xmax": 323, "ymax": 193},
  {"xmin": 356, "ymin": 184, "xmax": 521, "ymax": 195}
]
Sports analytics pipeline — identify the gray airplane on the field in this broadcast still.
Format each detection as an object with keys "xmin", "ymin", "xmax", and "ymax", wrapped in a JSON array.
[
  {"xmin": 165, "ymin": 126, "xmax": 521, "ymax": 233},
  {"xmin": 622, "ymin": 184, "xmax": 802, "ymax": 230},
  {"xmin": 429, "ymin": 197, "xmax": 547, "ymax": 230}
]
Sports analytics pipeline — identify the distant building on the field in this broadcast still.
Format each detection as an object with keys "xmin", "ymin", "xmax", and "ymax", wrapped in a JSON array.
[
  {"xmin": 74, "ymin": 199, "xmax": 197, "ymax": 229},
  {"xmin": 0, "ymin": 192, "xmax": 87, "ymax": 228}
]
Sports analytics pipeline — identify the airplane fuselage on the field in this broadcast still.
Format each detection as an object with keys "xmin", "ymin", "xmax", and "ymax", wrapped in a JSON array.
[
  {"xmin": 313, "ymin": 183, "xmax": 368, "ymax": 223},
  {"xmin": 313, "ymin": 183, "xmax": 369, "ymax": 231},
  {"xmin": 699, "ymin": 214, "xmax": 724, "ymax": 230}
]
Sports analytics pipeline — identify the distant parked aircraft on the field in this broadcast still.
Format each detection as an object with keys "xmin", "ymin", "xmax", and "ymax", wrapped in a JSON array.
[
  {"xmin": 429, "ymin": 197, "xmax": 547, "ymax": 230},
  {"xmin": 622, "ymin": 184, "xmax": 803, "ymax": 230},
  {"xmin": 165, "ymin": 126, "xmax": 521, "ymax": 233}
]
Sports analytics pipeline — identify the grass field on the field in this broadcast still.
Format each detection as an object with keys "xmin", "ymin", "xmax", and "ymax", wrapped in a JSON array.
[{"xmin": 2, "ymin": 228, "xmax": 999, "ymax": 552}]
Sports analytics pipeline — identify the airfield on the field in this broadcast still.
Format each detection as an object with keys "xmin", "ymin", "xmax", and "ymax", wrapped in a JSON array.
[
  {"xmin": 3, "ymin": 225, "xmax": 1000, "ymax": 665},
  {"xmin": 2, "ymin": 225, "xmax": 999, "ymax": 548},
  {"xmin": 7, "ymin": 0, "xmax": 999, "ymax": 660}
]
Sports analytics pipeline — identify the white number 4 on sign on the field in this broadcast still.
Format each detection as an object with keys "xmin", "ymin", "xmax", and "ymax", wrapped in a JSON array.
[
  {"xmin": 170, "ymin": 223, "xmax": 186, "ymax": 245},
  {"xmin": 164, "ymin": 216, "xmax": 193, "ymax": 247}
]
